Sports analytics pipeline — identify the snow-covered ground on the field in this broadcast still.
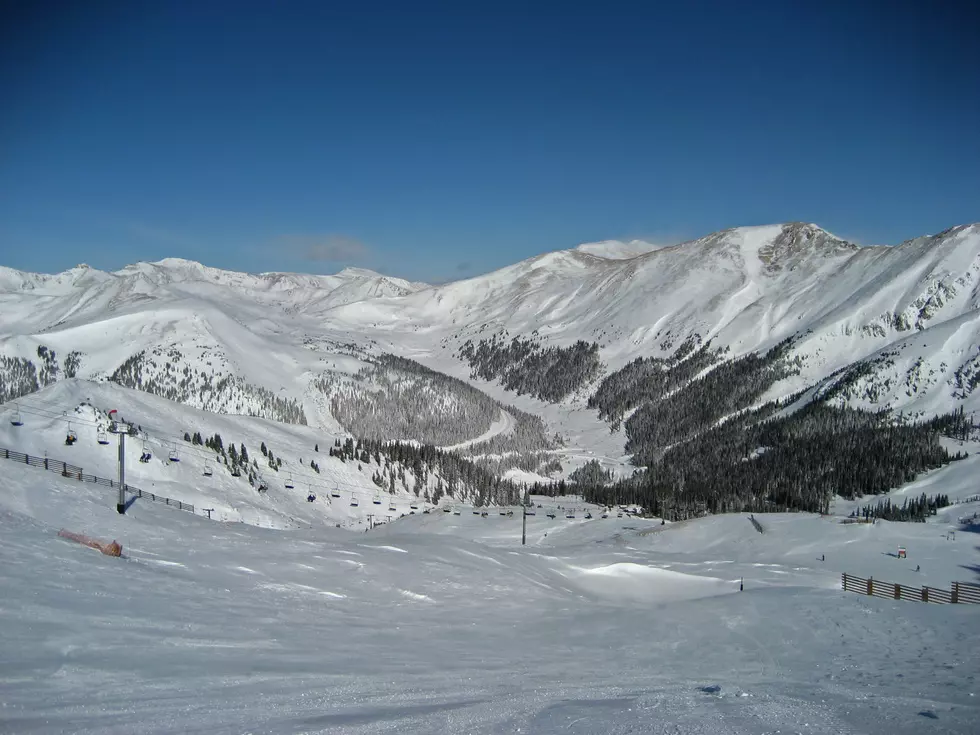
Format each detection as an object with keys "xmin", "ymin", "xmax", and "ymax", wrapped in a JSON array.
[{"xmin": 2, "ymin": 460, "xmax": 978, "ymax": 733}]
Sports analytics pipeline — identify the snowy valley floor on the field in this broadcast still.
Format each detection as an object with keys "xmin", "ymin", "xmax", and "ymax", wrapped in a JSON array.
[{"xmin": 1, "ymin": 463, "xmax": 979, "ymax": 734}]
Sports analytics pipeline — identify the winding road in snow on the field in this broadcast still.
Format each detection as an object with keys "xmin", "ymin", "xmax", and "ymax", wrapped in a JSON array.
[{"xmin": 440, "ymin": 408, "xmax": 515, "ymax": 451}]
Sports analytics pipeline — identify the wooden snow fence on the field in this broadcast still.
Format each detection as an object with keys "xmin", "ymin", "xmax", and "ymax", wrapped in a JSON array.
[
  {"xmin": 0, "ymin": 446, "xmax": 194, "ymax": 515},
  {"xmin": 841, "ymin": 572, "xmax": 980, "ymax": 605}
]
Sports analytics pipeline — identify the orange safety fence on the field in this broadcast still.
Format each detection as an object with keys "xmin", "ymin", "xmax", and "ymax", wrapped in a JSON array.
[{"xmin": 57, "ymin": 529, "xmax": 123, "ymax": 557}]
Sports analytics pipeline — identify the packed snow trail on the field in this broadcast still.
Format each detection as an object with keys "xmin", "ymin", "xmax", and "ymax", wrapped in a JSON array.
[{"xmin": 440, "ymin": 408, "xmax": 515, "ymax": 451}]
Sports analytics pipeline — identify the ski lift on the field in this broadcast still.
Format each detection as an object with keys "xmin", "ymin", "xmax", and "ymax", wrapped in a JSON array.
[
  {"xmin": 410, "ymin": 502, "xmax": 419, "ymax": 510},
  {"xmin": 442, "ymin": 506, "xmax": 451, "ymax": 513},
  {"xmin": 601, "ymin": 512, "xmax": 609, "ymax": 519},
  {"xmin": 547, "ymin": 512, "xmax": 556, "ymax": 519},
  {"xmin": 373, "ymin": 494, "xmax": 382, "ymax": 505},
  {"xmin": 65, "ymin": 422, "xmax": 77, "ymax": 446},
  {"xmin": 473, "ymin": 509, "xmax": 480, "ymax": 515},
  {"xmin": 307, "ymin": 493, "xmax": 316, "ymax": 503},
  {"xmin": 232, "ymin": 466, "xmax": 242, "ymax": 477},
  {"xmin": 97, "ymin": 428, "xmax": 109, "ymax": 445},
  {"xmin": 525, "ymin": 508, "xmax": 536, "ymax": 516},
  {"xmin": 350, "ymin": 493, "xmax": 359, "ymax": 507},
  {"xmin": 389, "ymin": 499, "xmax": 397, "ymax": 512},
  {"xmin": 499, "ymin": 510, "xmax": 508, "ymax": 516},
  {"xmin": 285, "ymin": 476, "xmax": 294, "ymax": 490},
  {"xmin": 566, "ymin": 511, "xmax": 575, "ymax": 519},
  {"xmin": 453, "ymin": 508, "xmax": 461, "ymax": 515},
  {"xmin": 10, "ymin": 405, "xmax": 23, "ymax": 427},
  {"xmin": 331, "ymin": 487, "xmax": 341, "ymax": 498},
  {"xmin": 168, "ymin": 444, "xmax": 179, "ymax": 462},
  {"xmin": 203, "ymin": 460, "xmax": 213, "ymax": 477}
]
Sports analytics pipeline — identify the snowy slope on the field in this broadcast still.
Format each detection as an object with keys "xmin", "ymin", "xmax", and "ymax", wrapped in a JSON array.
[
  {"xmin": 1, "ymin": 459, "xmax": 978, "ymax": 733},
  {"xmin": 0, "ymin": 380, "xmax": 489, "ymax": 530}
]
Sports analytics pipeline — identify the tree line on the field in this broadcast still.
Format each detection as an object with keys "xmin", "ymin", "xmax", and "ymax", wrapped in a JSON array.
[{"xmin": 458, "ymin": 333, "xmax": 602, "ymax": 403}]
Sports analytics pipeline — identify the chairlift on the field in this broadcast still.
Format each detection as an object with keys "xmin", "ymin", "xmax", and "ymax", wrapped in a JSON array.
[
  {"xmin": 410, "ymin": 502, "xmax": 419, "ymax": 510},
  {"xmin": 443, "ymin": 506, "xmax": 451, "ymax": 513},
  {"xmin": 285, "ymin": 476, "xmax": 294, "ymax": 490},
  {"xmin": 525, "ymin": 508, "xmax": 536, "ymax": 516},
  {"xmin": 331, "ymin": 487, "xmax": 341, "ymax": 498},
  {"xmin": 547, "ymin": 512, "xmax": 557, "ymax": 519},
  {"xmin": 168, "ymin": 444, "xmax": 180, "ymax": 462},
  {"xmin": 10, "ymin": 406, "xmax": 23, "ymax": 427},
  {"xmin": 350, "ymin": 493, "xmax": 359, "ymax": 507},
  {"xmin": 231, "ymin": 465, "xmax": 242, "ymax": 477},
  {"xmin": 473, "ymin": 509, "xmax": 481, "ymax": 515},
  {"xmin": 566, "ymin": 511, "xmax": 575, "ymax": 519},
  {"xmin": 97, "ymin": 428, "xmax": 109, "ymax": 445},
  {"xmin": 389, "ymin": 499, "xmax": 397, "ymax": 512},
  {"xmin": 65, "ymin": 422, "xmax": 77, "ymax": 446},
  {"xmin": 373, "ymin": 494, "xmax": 382, "ymax": 505},
  {"xmin": 203, "ymin": 460, "xmax": 213, "ymax": 477}
]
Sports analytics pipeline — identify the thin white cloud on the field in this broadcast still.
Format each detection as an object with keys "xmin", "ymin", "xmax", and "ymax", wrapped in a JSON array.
[{"xmin": 279, "ymin": 234, "xmax": 372, "ymax": 263}]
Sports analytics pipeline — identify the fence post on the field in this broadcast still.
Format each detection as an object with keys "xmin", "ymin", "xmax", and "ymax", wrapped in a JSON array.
[
  {"xmin": 44, "ymin": 457, "xmax": 48, "ymax": 470},
  {"xmin": 951, "ymin": 583, "xmax": 959, "ymax": 604},
  {"xmin": 866, "ymin": 577, "xmax": 873, "ymax": 596},
  {"xmin": 922, "ymin": 586, "xmax": 928, "ymax": 603},
  {"xmin": 894, "ymin": 583, "xmax": 900, "ymax": 600},
  {"xmin": 841, "ymin": 573, "xmax": 846, "ymax": 590}
]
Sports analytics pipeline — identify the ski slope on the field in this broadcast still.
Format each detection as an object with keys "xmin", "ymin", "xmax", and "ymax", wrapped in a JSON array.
[{"xmin": 1, "ymin": 459, "xmax": 979, "ymax": 733}]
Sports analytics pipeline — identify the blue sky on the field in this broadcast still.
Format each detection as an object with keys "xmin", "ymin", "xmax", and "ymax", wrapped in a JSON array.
[{"xmin": 1, "ymin": 1, "xmax": 978, "ymax": 282}]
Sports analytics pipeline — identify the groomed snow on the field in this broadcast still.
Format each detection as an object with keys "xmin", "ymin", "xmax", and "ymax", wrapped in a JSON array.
[{"xmin": 1, "ymin": 460, "xmax": 978, "ymax": 733}]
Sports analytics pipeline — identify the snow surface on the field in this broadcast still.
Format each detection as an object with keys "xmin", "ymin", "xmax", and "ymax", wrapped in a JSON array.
[{"xmin": 2, "ymin": 461, "xmax": 979, "ymax": 733}]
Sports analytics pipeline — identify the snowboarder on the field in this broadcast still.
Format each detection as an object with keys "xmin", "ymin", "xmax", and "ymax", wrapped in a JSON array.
[{"xmin": 916, "ymin": 564, "xmax": 920, "ymax": 572}]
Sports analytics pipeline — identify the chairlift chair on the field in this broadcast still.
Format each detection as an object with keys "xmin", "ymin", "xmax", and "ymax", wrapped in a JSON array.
[
  {"xmin": 389, "ymin": 499, "xmax": 397, "ymax": 512},
  {"xmin": 168, "ymin": 444, "xmax": 180, "ymax": 462},
  {"xmin": 203, "ymin": 460, "xmax": 213, "ymax": 477},
  {"xmin": 231, "ymin": 466, "xmax": 241, "ymax": 477},
  {"xmin": 285, "ymin": 476, "xmax": 294, "ymax": 490},
  {"xmin": 331, "ymin": 487, "xmax": 341, "ymax": 498},
  {"xmin": 97, "ymin": 428, "xmax": 109, "ymax": 445},
  {"xmin": 473, "ymin": 509, "xmax": 481, "ymax": 515},
  {"xmin": 350, "ymin": 493, "xmax": 359, "ymax": 507},
  {"xmin": 566, "ymin": 511, "xmax": 575, "ymax": 519},
  {"xmin": 10, "ymin": 406, "xmax": 23, "ymax": 427},
  {"xmin": 453, "ymin": 508, "xmax": 461, "ymax": 515},
  {"xmin": 373, "ymin": 494, "xmax": 382, "ymax": 505},
  {"xmin": 443, "ymin": 506, "xmax": 451, "ymax": 513},
  {"xmin": 547, "ymin": 512, "xmax": 556, "ymax": 519},
  {"xmin": 410, "ymin": 502, "xmax": 419, "ymax": 510}
]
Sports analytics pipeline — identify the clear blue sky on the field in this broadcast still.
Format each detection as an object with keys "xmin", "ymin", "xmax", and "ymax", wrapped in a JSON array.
[{"xmin": 1, "ymin": 1, "xmax": 978, "ymax": 282}]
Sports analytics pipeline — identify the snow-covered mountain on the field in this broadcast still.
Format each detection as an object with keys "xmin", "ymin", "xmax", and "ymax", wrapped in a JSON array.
[{"xmin": 2, "ymin": 222, "xmax": 980, "ymax": 492}]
